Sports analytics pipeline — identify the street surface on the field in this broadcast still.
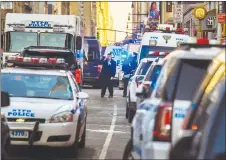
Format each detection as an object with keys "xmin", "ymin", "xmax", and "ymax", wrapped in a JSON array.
[{"xmin": 8, "ymin": 87, "xmax": 130, "ymax": 160}]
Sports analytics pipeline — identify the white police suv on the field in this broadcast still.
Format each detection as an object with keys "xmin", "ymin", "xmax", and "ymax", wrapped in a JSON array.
[{"xmin": 1, "ymin": 55, "xmax": 89, "ymax": 157}]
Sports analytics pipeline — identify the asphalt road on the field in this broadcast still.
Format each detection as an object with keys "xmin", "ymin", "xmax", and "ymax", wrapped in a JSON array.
[{"xmin": 7, "ymin": 87, "xmax": 131, "ymax": 160}]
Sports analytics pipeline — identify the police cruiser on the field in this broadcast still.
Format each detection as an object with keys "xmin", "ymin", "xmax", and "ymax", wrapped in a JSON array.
[
  {"xmin": 123, "ymin": 38, "xmax": 225, "ymax": 160},
  {"xmin": 1, "ymin": 55, "xmax": 89, "ymax": 157}
]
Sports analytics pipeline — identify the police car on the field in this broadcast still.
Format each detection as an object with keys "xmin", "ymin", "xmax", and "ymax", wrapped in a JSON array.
[
  {"xmin": 123, "ymin": 38, "xmax": 225, "ymax": 160},
  {"xmin": 1, "ymin": 55, "xmax": 89, "ymax": 157}
]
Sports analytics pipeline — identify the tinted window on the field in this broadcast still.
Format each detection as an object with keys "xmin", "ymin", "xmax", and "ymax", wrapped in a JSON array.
[
  {"xmin": 139, "ymin": 45, "xmax": 175, "ymax": 61},
  {"xmin": 1, "ymin": 73, "xmax": 73, "ymax": 100},
  {"xmin": 85, "ymin": 40, "xmax": 101, "ymax": 62},
  {"xmin": 137, "ymin": 62, "xmax": 153, "ymax": 75},
  {"xmin": 175, "ymin": 59, "xmax": 211, "ymax": 101}
]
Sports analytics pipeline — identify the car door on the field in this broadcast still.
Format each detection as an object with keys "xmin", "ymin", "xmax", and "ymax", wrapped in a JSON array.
[{"xmin": 69, "ymin": 73, "xmax": 86, "ymax": 133}]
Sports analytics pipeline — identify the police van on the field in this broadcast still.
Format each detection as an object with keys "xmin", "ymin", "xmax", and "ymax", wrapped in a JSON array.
[
  {"xmin": 138, "ymin": 24, "xmax": 190, "ymax": 63},
  {"xmin": 3, "ymin": 13, "xmax": 83, "ymax": 87}
]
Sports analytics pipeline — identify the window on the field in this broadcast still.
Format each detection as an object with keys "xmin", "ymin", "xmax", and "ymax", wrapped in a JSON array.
[
  {"xmin": 5, "ymin": 32, "xmax": 38, "ymax": 52},
  {"xmin": 137, "ymin": 61, "xmax": 153, "ymax": 75},
  {"xmin": 1, "ymin": 73, "xmax": 73, "ymax": 100},
  {"xmin": 85, "ymin": 40, "xmax": 101, "ymax": 62},
  {"xmin": 139, "ymin": 45, "xmax": 175, "ymax": 61},
  {"xmin": 148, "ymin": 65, "xmax": 162, "ymax": 89},
  {"xmin": 175, "ymin": 59, "xmax": 211, "ymax": 101},
  {"xmin": 40, "ymin": 33, "xmax": 74, "ymax": 50}
]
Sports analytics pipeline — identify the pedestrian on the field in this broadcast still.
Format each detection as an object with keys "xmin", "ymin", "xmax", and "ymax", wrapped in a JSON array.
[
  {"xmin": 122, "ymin": 57, "xmax": 131, "ymax": 97},
  {"xmin": 99, "ymin": 52, "xmax": 116, "ymax": 98}
]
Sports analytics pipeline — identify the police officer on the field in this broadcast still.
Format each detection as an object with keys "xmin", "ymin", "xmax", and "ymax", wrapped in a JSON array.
[
  {"xmin": 99, "ymin": 52, "xmax": 116, "ymax": 98},
  {"xmin": 122, "ymin": 57, "xmax": 131, "ymax": 97}
]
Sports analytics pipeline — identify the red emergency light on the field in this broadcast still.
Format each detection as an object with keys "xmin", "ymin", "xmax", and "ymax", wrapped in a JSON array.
[
  {"xmin": 7, "ymin": 56, "xmax": 65, "ymax": 64},
  {"xmin": 197, "ymin": 38, "xmax": 209, "ymax": 44}
]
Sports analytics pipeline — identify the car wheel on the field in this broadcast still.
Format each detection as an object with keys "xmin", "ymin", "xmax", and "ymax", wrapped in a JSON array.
[
  {"xmin": 79, "ymin": 119, "xmax": 86, "ymax": 148},
  {"xmin": 126, "ymin": 102, "xmax": 129, "ymax": 119},
  {"xmin": 122, "ymin": 138, "xmax": 133, "ymax": 160},
  {"xmin": 128, "ymin": 108, "xmax": 135, "ymax": 123},
  {"xmin": 62, "ymin": 120, "xmax": 81, "ymax": 158},
  {"xmin": 2, "ymin": 135, "xmax": 10, "ymax": 160}
]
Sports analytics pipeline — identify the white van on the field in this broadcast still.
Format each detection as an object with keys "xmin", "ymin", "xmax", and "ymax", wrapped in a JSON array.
[{"xmin": 138, "ymin": 25, "xmax": 190, "ymax": 63}]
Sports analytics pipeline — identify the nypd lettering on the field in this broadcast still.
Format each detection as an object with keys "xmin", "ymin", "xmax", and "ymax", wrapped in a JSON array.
[
  {"xmin": 28, "ymin": 21, "xmax": 51, "ymax": 28},
  {"xmin": 8, "ymin": 109, "xmax": 35, "ymax": 117}
]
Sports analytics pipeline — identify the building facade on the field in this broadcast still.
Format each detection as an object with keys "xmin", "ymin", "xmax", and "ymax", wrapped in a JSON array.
[{"xmin": 97, "ymin": 2, "xmax": 114, "ymax": 46}]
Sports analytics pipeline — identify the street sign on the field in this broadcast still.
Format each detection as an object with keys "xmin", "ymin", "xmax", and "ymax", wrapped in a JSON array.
[{"xmin": 174, "ymin": 4, "xmax": 183, "ymax": 23}]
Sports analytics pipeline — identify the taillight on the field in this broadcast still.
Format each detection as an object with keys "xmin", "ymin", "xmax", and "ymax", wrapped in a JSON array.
[
  {"xmin": 75, "ymin": 69, "xmax": 81, "ymax": 84},
  {"xmin": 136, "ymin": 81, "xmax": 142, "ymax": 87},
  {"xmin": 153, "ymin": 103, "xmax": 172, "ymax": 142},
  {"xmin": 97, "ymin": 65, "xmax": 102, "ymax": 72}
]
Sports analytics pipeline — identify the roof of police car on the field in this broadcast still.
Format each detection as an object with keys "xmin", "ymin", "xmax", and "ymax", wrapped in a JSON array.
[
  {"xmin": 165, "ymin": 47, "xmax": 223, "ymax": 60},
  {"xmin": 2, "ymin": 67, "xmax": 68, "ymax": 76}
]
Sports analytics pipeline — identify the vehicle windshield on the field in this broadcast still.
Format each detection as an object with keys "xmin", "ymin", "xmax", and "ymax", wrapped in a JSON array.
[
  {"xmin": 40, "ymin": 33, "xmax": 73, "ymax": 50},
  {"xmin": 139, "ymin": 45, "xmax": 175, "ymax": 61},
  {"xmin": 147, "ymin": 65, "xmax": 162, "ymax": 88},
  {"xmin": 137, "ymin": 61, "xmax": 153, "ymax": 75},
  {"xmin": 1, "ymin": 73, "xmax": 73, "ymax": 100},
  {"xmin": 6, "ymin": 32, "xmax": 38, "ymax": 52}
]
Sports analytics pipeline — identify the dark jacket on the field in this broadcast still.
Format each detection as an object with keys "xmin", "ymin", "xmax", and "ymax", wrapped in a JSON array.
[
  {"xmin": 122, "ymin": 58, "xmax": 131, "ymax": 75},
  {"xmin": 99, "ymin": 58, "xmax": 116, "ymax": 81}
]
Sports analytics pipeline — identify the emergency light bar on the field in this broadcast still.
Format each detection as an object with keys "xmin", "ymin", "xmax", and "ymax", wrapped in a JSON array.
[
  {"xmin": 7, "ymin": 56, "xmax": 68, "ymax": 69},
  {"xmin": 180, "ymin": 38, "xmax": 225, "ymax": 50},
  {"xmin": 148, "ymin": 51, "xmax": 170, "ymax": 56}
]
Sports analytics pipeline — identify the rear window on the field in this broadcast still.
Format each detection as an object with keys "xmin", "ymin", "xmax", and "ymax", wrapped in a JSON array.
[
  {"xmin": 140, "ymin": 45, "xmax": 175, "ymax": 61},
  {"xmin": 137, "ymin": 61, "xmax": 153, "ymax": 75},
  {"xmin": 175, "ymin": 59, "xmax": 211, "ymax": 101}
]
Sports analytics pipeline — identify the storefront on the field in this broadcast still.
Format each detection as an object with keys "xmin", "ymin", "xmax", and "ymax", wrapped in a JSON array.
[{"xmin": 217, "ymin": 13, "xmax": 226, "ymax": 40}]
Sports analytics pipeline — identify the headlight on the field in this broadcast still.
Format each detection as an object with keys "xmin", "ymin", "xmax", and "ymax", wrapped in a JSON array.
[{"xmin": 48, "ymin": 111, "xmax": 73, "ymax": 123}]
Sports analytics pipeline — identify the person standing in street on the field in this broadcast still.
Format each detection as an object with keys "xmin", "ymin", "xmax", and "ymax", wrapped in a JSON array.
[
  {"xmin": 122, "ymin": 57, "xmax": 131, "ymax": 97},
  {"xmin": 99, "ymin": 52, "xmax": 116, "ymax": 98}
]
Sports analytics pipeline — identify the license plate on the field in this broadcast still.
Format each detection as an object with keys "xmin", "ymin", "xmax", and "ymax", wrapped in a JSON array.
[{"xmin": 10, "ymin": 130, "xmax": 29, "ymax": 138}]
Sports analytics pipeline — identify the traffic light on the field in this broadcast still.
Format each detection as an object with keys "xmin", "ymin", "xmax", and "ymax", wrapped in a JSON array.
[{"xmin": 97, "ymin": 32, "xmax": 99, "ymax": 40}]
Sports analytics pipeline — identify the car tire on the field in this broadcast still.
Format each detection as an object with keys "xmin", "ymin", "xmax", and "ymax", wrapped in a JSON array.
[
  {"xmin": 122, "ymin": 138, "xmax": 133, "ymax": 160},
  {"xmin": 79, "ymin": 119, "xmax": 86, "ymax": 148},
  {"xmin": 128, "ymin": 108, "xmax": 135, "ymax": 123},
  {"xmin": 2, "ymin": 135, "xmax": 10, "ymax": 160},
  {"xmin": 126, "ymin": 102, "xmax": 129, "ymax": 119}
]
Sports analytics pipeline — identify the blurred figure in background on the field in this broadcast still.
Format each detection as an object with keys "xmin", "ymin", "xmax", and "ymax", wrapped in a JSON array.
[
  {"xmin": 99, "ymin": 53, "xmax": 116, "ymax": 98},
  {"xmin": 122, "ymin": 52, "xmax": 138, "ymax": 97}
]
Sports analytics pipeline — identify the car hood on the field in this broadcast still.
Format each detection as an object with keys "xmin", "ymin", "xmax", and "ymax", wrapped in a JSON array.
[{"xmin": 1, "ymin": 97, "xmax": 75, "ymax": 119}]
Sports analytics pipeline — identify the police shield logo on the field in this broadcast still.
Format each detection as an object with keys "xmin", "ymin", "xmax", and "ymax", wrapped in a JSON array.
[{"xmin": 163, "ymin": 35, "xmax": 171, "ymax": 44}]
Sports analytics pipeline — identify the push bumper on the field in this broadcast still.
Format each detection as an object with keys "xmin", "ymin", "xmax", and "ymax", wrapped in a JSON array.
[{"xmin": 8, "ymin": 121, "xmax": 78, "ymax": 147}]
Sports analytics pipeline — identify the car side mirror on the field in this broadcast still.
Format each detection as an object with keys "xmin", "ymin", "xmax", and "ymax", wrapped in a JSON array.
[
  {"xmin": 1, "ymin": 91, "xmax": 10, "ymax": 107},
  {"xmin": 169, "ymin": 135, "xmax": 194, "ymax": 160},
  {"xmin": 135, "ymin": 75, "xmax": 145, "ymax": 83},
  {"xmin": 130, "ymin": 70, "xmax": 135, "ymax": 76},
  {"xmin": 76, "ymin": 36, "xmax": 82, "ymax": 50},
  {"xmin": 77, "ymin": 92, "xmax": 89, "ymax": 99}
]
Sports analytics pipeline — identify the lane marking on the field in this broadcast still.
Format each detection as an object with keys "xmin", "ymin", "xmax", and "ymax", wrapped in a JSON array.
[
  {"xmin": 86, "ymin": 129, "xmax": 129, "ymax": 134},
  {"xmin": 99, "ymin": 104, "xmax": 117, "ymax": 160}
]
